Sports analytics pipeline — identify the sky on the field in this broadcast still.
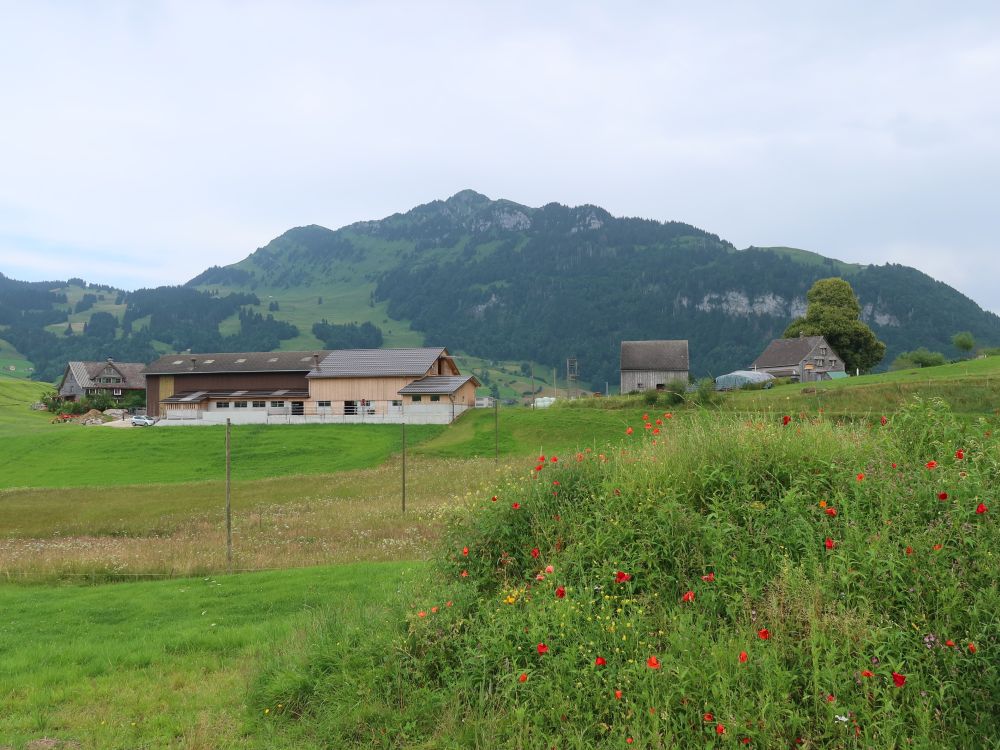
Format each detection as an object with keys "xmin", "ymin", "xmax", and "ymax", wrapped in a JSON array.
[{"xmin": 1, "ymin": 1, "xmax": 998, "ymax": 312}]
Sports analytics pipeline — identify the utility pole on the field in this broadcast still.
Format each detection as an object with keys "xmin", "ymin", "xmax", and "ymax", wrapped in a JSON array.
[
  {"xmin": 401, "ymin": 421, "xmax": 407, "ymax": 513},
  {"xmin": 530, "ymin": 365, "xmax": 535, "ymax": 409},
  {"xmin": 494, "ymin": 398, "xmax": 499, "ymax": 464},
  {"xmin": 225, "ymin": 418, "xmax": 232, "ymax": 573}
]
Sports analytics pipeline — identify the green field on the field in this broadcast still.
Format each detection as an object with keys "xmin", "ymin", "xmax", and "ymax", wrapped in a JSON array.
[
  {"xmin": 2, "ymin": 365, "xmax": 998, "ymax": 748},
  {"xmin": 0, "ymin": 337, "xmax": 34, "ymax": 380},
  {"xmin": 0, "ymin": 562, "xmax": 416, "ymax": 749}
]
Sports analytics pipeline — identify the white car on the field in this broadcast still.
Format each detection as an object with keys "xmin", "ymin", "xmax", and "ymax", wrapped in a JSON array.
[{"xmin": 131, "ymin": 415, "xmax": 157, "ymax": 426}]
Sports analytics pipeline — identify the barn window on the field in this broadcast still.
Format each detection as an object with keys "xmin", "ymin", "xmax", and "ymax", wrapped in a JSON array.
[
  {"xmin": 270, "ymin": 401, "xmax": 285, "ymax": 408},
  {"xmin": 430, "ymin": 395, "xmax": 441, "ymax": 402},
  {"xmin": 412, "ymin": 395, "xmax": 422, "ymax": 402},
  {"xmin": 317, "ymin": 400, "xmax": 331, "ymax": 407},
  {"xmin": 252, "ymin": 401, "xmax": 266, "ymax": 408},
  {"xmin": 216, "ymin": 402, "xmax": 230, "ymax": 408},
  {"xmin": 234, "ymin": 401, "xmax": 248, "ymax": 408}
]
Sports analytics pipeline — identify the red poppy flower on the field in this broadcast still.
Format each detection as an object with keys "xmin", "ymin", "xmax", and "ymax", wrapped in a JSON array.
[
  {"xmin": 976, "ymin": 503, "xmax": 988, "ymax": 514},
  {"xmin": 955, "ymin": 449, "xmax": 964, "ymax": 460},
  {"xmin": 518, "ymin": 672, "xmax": 527, "ymax": 682},
  {"xmin": 652, "ymin": 427, "xmax": 660, "ymax": 435},
  {"xmin": 460, "ymin": 570, "xmax": 469, "ymax": 577},
  {"xmin": 595, "ymin": 656, "xmax": 606, "ymax": 666},
  {"xmin": 491, "ymin": 495, "xmax": 497, "ymax": 502},
  {"xmin": 614, "ymin": 689, "xmax": 623, "ymax": 700},
  {"xmin": 933, "ymin": 544, "xmax": 942, "ymax": 551},
  {"xmin": 891, "ymin": 463, "xmax": 898, "ymax": 469},
  {"xmin": 625, "ymin": 426, "xmax": 634, "ymax": 435},
  {"xmin": 703, "ymin": 712, "xmax": 714, "ymax": 722},
  {"xmin": 681, "ymin": 590, "xmax": 695, "ymax": 603},
  {"xmin": 626, "ymin": 739, "xmax": 633, "ymax": 745},
  {"xmin": 905, "ymin": 546, "xmax": 913, "ymax": 555},
  {"xmin": 824, "ymin": 537, "xmax": 836, "ymax": 550},
  {"xmin": 701, "ymin": 572, "xmax": 715, "ymax": 583},
  {"xmin": 716, "ymin": 724, "xmax": 726, "ymax": 736},
  {"xmin": 431, "ymin": 606, "xmax": 438, "ymax": 613},
  {"xmin": 537, "ymin": 643, "xmax": 549, "ymax": 655},
  {"xmin": 945, "ymin": 639, "xmax": 955, "ymax": 647},
  {"xmin": 741, "ymin": 738, "xmax": 751, "ymax": 745},
  {"xmin": 644, "ymin": 422, "xmax": 652, "ymax": 430},
  {"xmin": 968, "ymin": 642, "xmax": 977, "ymax": 654},
  {"xmin": 655, "ymin": 419, "xmax": 662, "ymax": 425},
  {"xmin": 615, "ymin": 571, "xmax": 632, "ymax": 584},
  {"xmin": 555, "ymin": 586, "xmax": 566, "ymax": 599},
  {"xmin": 739, "ymin": 651, "xmax": 748, "ymax": 663},
  {"xmin": 538, "ymin": 455, "xmax": 545, "ymax": 462},
  {"xmin": 418, "ymin": 611, "xmax": 426, "ymax": 618},
  {"xmin": 856, "ymin": 473, "xmax": 865, "ymax": 481},
  {"xmin": 642, "ymin": 414, "xmax": 648, "ymax": 421},
  {"xmin": 462, "ymin": 546, "xmax": 469, "ymax": 556},
  {"xmin": 534, "ymin": 464, "xmax": 544, "ymax": 472},
  {"xmin": 880, "ymin": 415, "xmax": 888, "ymax": 425},
  {"xmin": 758, "ymin": 628, "xmax": 770, "ymax": 640},
  {"xmin": 512, "ymin": 502, "xmax": 521, "ymax": 509},
  {"xmin": 826, "ymin": 693, "xmax": 835, "ymax": 702},
  {"xmin": 891, "ymin": 672, "xmax": 906, "ymax": 688},
  {"xmin": 445, "ymin": 601, "xmax": 452, "ymax": 607},
  {"xmin": 937, "ymin": 492, "xmax": 949, "ymax": 501},
  {"xmin": 531, "ymin": 547, "xmax": 540, "ymax": 558},
  {"xmin": 825, "ymin": 507, "xmax": 837, "ymax": 517},
  {"xmin": 861, "ymin": 669, "xmax": 874, "ymax": 678},
  {"xmin": 646, "ymin": 655, "xmax": 661, "ymax": 669},
  {"xmin": 926, "ymin": 460, "xmax": 938, "ymax": 470},
  {"xmin": 664, "ymin": 412, "xmax": 673, "ymax": 419},
  {"xmin": 782, "ymin": 415, "xmax": 791, "ymax": 426}
]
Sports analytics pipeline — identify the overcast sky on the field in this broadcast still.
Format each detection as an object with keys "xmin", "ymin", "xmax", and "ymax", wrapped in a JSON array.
[{"xmin": 1, "ymin": 2, "xmax": 998, "ymax": 312}]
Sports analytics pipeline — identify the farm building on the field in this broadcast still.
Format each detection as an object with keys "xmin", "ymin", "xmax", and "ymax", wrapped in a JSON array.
[
  {"xmin": 144, "ymin": 347, "xmax": 478, "ymax": 424},
  {"xmin": 750, "ymin": 334, "xmax": 846, "ymax": 382},
  {"xmin": 620, "ymin": 340, "xmax": 689, "ymax": 394},
  {"xmin": 57, "ymin": 358, "xmax": 146, "ymax": 402}
]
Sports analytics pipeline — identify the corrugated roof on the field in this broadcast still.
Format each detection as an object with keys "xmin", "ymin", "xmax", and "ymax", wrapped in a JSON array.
[
  {"xmin": 145, "ymin": 351, "xmax": 330, "ymax": 375},
  {"xmin": 620, "ymin": 340, "xmax": 689, "ymax": 371},
  {"xmin": 309, "ymin": 348, "xmax": 449, "ymax": 378},
  {"xmin": 397, "ymin": 375, "xmax": 480, "ymax": 395},
  {"xmin": 751, "ymin": 336, "xmax": 826, "ymax": 369},
  {"xmin": 161, "ymin": 388, "xmax": 309, "ymax": 403}
]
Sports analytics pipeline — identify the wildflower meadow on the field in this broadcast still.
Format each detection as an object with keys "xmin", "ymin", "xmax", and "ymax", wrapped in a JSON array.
[{"xmin": 254, "ymin": 398, "xmax": 998, "ymax": 748}]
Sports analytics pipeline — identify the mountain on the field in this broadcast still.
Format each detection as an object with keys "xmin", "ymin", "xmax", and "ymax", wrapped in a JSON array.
[
  {"xmin": 189, "ymin": 190, "xmax": 1000, "ymax": 387},
  {"xmin": 3, "ymin": 191, "xmax": 999, "ymax": 387}
]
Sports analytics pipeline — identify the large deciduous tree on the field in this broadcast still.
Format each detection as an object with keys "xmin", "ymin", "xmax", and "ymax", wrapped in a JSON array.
[{"xmin": 784, "ymin": 277, "xmax": 886, "ymax": 373}]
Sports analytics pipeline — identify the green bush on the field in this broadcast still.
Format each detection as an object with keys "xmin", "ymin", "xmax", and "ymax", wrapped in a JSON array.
[{"xmin": 256, "ymin": 405, "xmax": 999, "ymax": 748}]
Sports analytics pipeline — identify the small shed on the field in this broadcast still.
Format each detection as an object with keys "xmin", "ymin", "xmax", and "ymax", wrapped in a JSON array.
[
  {"xmin": 715, "ymin": 370, "xmax": 774, "ymax": 391},
  {"xmin": 620, "ymin": 340, "xmax": 689, "ymax": 394}
]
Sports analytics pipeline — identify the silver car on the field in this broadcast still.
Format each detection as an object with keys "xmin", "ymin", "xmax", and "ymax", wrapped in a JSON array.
[{"xmin": 131, "ymin": 415, "xmax": 156, "ymax": 426}]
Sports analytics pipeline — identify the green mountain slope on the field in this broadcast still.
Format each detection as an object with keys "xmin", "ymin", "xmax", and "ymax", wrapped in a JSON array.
[
  {"xmin": 3, "ymin": 191, "xmax": 999, "ymax": 388},
  {"xmin": 188, "ymin": 190, "xmax": 1000, "ymax": 387}
]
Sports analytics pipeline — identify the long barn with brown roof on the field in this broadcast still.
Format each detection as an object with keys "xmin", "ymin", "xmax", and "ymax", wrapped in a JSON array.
[{"xmin": 144, "ymin": 347, "xmax": 479, "ymax": 424}]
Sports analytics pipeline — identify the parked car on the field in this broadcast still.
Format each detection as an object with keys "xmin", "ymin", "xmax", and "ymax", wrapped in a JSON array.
[{"xmin": 131, "ymin": 415, "xmax": 157, "ymax": 426}]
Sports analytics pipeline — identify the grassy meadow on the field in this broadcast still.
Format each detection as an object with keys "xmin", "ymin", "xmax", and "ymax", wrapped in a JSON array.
[
  {"xmin": 0, "ymin": 561, "xmax": 417, "ymax": 749},
  {"xmin": 1, "ymin": 367, "xmax": 998, "ymax": 748}
]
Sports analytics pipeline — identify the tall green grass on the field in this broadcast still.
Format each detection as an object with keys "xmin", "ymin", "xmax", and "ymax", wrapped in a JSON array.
[{"xmin": 254, "ymin": 400, "xmax": 999, "ymax": 748}]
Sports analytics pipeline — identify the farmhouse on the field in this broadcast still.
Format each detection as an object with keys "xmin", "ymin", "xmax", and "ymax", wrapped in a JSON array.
[
  {"xmin": 751, "ymin": 334, "xmax": 846, "ymax": 382},
  {"xmin": 57, "ymin": 358, "xmax": 146, "ymax": 402},
  {"xmin": 144, "ymin": 347, "xmax": 479, "ymax": 424},
  {"xmin": 620, "ymin": 340, "xmax": 689, "ymax": 394}
]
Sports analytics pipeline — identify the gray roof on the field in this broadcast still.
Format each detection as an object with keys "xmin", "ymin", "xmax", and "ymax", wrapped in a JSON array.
[
  {"xmin": 309, "ymin": 348, "xmax": 449, "ymax": 378},
  {"xmin": 397, "ymin": 375, "xmax": 480, "ymax": 395},
  {"xmin": 620, "ymin": 340, "xmax": 689, "ymax": 371},
  {"xmin": 751, "ymin": 336, "xmax": 827, "ymax": 369},
  {"xmin": 145, "ymin": 351, "xmax": 330, "ymax": 375},
  {"xmin": 161, "ymin": 388, "xmax": 309, "ymax": 403},
  {"xmin": 64, "ymin": 360, "xmax": 146, "ymax": 389}
]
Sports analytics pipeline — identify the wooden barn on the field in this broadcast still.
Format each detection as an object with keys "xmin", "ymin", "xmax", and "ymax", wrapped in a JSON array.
[
  {"xmin": 144, "ymin": 347, "xmax": 478, "ymax": 424},
  {"xmin": 750, "ymin": 334, "xmax": 846, "ymax": 382},
  {"xmin": 620, "ymin": 340, "xmax": 690, "ymax": 394}
]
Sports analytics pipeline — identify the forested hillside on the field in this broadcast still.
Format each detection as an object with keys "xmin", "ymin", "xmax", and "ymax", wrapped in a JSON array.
[{"xmin": 3, "ymin": 191, "xmax": 999, "ymax": 387}]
